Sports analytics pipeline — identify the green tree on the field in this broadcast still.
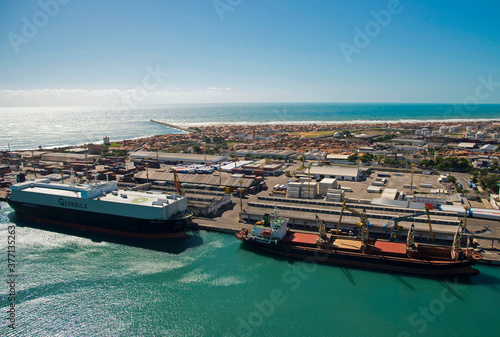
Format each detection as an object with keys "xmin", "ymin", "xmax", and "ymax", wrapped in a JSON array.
[
  {"xmin": 479, "ymin": 174, "xmax": 499, "ymax": 193},
  {"xmin": 447, "ymin": 175, "xmax": 457, "ymax": 185},
  {"xmin": 193, "ymin": 145, "xmax": 202, "ymax": 154}
]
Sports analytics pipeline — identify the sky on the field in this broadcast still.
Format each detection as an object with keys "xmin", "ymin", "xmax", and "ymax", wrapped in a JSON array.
[{"xmin": 0, "ymin": 0, "xmax": 499, "ymax": 106}]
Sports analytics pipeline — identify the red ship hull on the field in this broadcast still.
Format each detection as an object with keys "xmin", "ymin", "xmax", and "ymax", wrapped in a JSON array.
[{"xmin": 237, "ymin": 230, "xmax": 480, "ymax": 277}]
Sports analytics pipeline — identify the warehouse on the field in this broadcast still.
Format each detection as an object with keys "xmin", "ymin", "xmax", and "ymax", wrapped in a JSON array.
[
  {"xmin": 309, "ymin": 166, "xmax": 360, "ymax": 181},
  {"xmin": 326, "ymin": 154, "xmax": 350, "ymax": 164},
  {"xmin": 129, "ymin": 151, "xmax": 227, "ymax": 165},
  {"xmin": 134, "ymin": 171, "xmax": 259, "ymax": 190},
  {"xmin": 40, "ymin": 152, "xmax": 100, "ymax": 163}
]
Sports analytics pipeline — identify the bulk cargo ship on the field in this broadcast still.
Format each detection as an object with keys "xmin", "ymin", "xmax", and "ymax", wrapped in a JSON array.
[
  {"xmin": 6, "ymin": 175, "xmax": 192, "ymax": 239},
  {"xmin": 236, "ymin": 208, "xmax": 481, "ymax": 277}
]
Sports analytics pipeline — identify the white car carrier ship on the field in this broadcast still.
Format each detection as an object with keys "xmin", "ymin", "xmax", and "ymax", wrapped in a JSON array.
[{"xmin": 6, "ymin": 174, "xmax": 192, "ymax": 239}]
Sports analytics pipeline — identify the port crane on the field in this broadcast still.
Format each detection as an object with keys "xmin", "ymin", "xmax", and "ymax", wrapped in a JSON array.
[
  {"xmin": 337, "ymin": 200, "xmax": 372, "ymax": 245},
  {"xmin": 382, "ymin": 206, "xmax": 433, "ymax": 242}
]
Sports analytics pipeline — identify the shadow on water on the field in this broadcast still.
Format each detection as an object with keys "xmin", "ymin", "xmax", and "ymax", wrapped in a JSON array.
[
  {"xmin": 439, "ymin": 280, "xmax": 465, "ymax": 302},
  {"xmin": 341, "ymin": 267, "xmax": 356, "ymax": 286},
  {"xmin": 392, "ymin": 274, "xmax": 415, "ymax": 291},
  {"xmin": 8, "ymin": 212, "xmax": 203, "ymax": 254}
]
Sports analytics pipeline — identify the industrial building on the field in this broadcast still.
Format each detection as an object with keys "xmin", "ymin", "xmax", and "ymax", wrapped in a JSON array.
[
  {"xmin": 40, "ymin": 152, "xmax": 100, "ymax": 163},
  {"xmin": 129, "ymin": 151, "xmax": 227, "ymax": 165},
  {"xmin": 134, "ymin": 171, "xmax": 260, "ymax": 190},
  {"xmin": 309, "ymin": 166, "xmax": 361, "ymax": 181},
  {"xmin": 326, "ymin": 154, "xmax": 350, "ymax": 164}
]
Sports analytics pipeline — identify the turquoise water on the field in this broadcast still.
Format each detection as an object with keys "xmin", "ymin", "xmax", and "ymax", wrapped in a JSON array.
[
  {"xmin": 1, "ymin": 103, "xmax": 500, "ymax": 150},
  {"xmin": 1, "ymin": 202, "xmax": 499, "ymax": 336}
]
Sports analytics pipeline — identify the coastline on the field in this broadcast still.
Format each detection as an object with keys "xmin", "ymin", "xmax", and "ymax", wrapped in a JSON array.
[
  {"xmin": 2, "ymin": 102, "xmax": 500, "ymax": 151},
  {"xmin": 4, "ymin": 118, "xmax": 499, "ymax": 153},
  {"xmin": 171, "ymin": 117, "xmax": 500, "ymax": 128}
]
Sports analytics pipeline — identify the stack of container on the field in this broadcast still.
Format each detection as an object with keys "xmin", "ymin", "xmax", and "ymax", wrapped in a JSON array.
[
  {"xmin": 325, "ymin": 188, "xmax": 344, "ymax": 202},
  {"xmin": 286, "ymin": 182, "xmax": 302, "ymax": 198},
  {"xmin": 367, "ymin": 186, "xmax": 382, "ymax": 193},
  {"xmin": 372, "ymin": 178, "xmax": 387, "ymax": 186},
  {"xmin": 318, "ymin": 178, "xmax": 337, "ymax": 195},
  {"xmin": 300, "ymin": 182, "xmax": 317, "ymax": 199}
]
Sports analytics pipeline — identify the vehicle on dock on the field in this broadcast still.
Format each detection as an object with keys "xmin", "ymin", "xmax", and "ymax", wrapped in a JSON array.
[{"xmin": 236, "ymin": 206, "xmax": 481, "ymax": 277}]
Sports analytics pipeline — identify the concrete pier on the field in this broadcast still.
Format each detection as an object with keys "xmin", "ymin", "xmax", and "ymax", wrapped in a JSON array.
[{"xmin": 150, "ymin": 119, "xmax": 193, "ymax": 133}]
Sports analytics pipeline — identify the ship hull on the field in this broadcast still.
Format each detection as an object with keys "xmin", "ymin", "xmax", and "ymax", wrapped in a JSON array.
[
  {"xmin": 7, "ymin": 198, "xmax": 191, "ymax": 239},
  {"xmin": 238, "ymin": 237, "xmax": 479, "ymax": 277}
]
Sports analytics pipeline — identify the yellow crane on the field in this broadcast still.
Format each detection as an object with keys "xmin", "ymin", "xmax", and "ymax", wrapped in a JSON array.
[
  {"xmin": 383, "ymin": 206, "xmax": 433, "ymax": 242},
  {"xmin": 337, "ymin": 200, "xmax": 371, "ymax": 245}
]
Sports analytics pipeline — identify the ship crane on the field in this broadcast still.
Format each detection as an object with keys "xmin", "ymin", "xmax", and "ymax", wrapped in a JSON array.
[
  {"xmin": 337, "ymin": 200, "xmax": 372, "ymax": 245},
  {"xmin": 315, "ymin": 215, "xmax": 327, "ymax": 244},
  {"xmin": 383, "ymin": 206, "xmax": 434, "ymax": 242},
  {"xmin": 173, "ymin": 170, "xmax": 184, "ymax": 195}
]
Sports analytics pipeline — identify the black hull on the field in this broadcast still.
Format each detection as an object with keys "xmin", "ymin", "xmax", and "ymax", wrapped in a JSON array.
[
  {"xmin": 6, "ymin": 199, "xmax": 190, "ymax": 239},
  {"xmin": 240, "ymin": 239, "xmax": 479, "ymax": 277}
]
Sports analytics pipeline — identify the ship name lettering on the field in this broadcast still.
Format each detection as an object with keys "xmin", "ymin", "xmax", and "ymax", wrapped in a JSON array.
[{"xmin": 58, "ymin": 198, "xmax": 88, "ymax": 209}]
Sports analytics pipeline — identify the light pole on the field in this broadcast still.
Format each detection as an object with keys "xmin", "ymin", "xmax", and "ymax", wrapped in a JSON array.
[
  {"xmin": 31, "ymin": 150, "xmax": 36, "ymax": 178},
  {"xmin": 218, "ymin": 161, "xmax": 222, "ymax": 186},
  {"xmin": 84, "ymin": 144, "xmax": 88, "ymax": 179},
  {"xmin": 145, "ymin": 157, "xmax": 149, "ymax": 183},
  {"xmin": 307, "ymin": 166, "xmax": 311, "ymax": 199},
  {"xmin": 410, "ymin": 164, "xmax": 414, "ymax": 192},
  {"xmin": 239, "ymin": 179, "xmax": 243, "ymax": 212},
  {"xmin": 357, "ymin": 159, "xmax": 361, "ymax": 181}
]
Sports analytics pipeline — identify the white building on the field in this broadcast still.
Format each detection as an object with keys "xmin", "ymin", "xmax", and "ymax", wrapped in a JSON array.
[
  {"xmin": 475, "ymin": 132, "xmax": 486, "ymax": 140},
  {"xmin": 309, "ymin": 166, "xmax": 360, "ymax": 181},
  {"xmin": 439, "ymin": 126, "xmax": 449, "ymax": 134},
  {"xmin": 326, "ymin": 154, "xmax": 351, "ymax": 164},
  {"xmin": 449, "ymin": 125, "xmax": 461, "ymax": 133}
]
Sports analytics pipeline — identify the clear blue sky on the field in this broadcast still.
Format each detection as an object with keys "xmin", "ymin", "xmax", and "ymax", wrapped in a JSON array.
[{"xmin": 0, "ymin": 0, "xmax": 499, "ymax": 105}]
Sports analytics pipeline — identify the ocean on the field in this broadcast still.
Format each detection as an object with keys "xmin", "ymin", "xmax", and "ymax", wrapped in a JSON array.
[
  {"xmin": 1, "ymin": 103, "xmax": 500, "ymax": 150},
  {"xmin": 0, "ymin": 203, "xmax": 499, "ymax": 337}
]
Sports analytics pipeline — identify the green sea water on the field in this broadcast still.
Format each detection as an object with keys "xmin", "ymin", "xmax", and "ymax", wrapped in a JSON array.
[{"xmin": 1, "ymin": 201, "xmax": 499, "ymax": 337}]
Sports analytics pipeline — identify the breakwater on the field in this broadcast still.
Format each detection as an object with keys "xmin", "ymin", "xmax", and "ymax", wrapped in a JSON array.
[{"xmin": 150, "ymin": 119, "xmax": 193, "ymax": 133}]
